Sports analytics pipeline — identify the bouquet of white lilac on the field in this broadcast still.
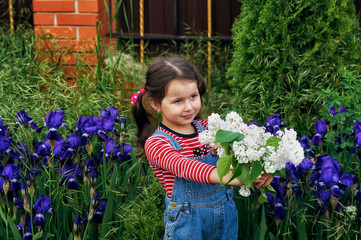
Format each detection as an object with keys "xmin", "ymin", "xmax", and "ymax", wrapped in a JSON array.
[{"xmin": 199, "ymin": 112, "xmax": 304, "ymax": 203}]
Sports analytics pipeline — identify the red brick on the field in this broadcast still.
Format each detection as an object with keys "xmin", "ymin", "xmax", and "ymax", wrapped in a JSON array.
[
  {"xmin": 34, "ymin": 26, "xmax": 76, "ymax": 39},
  {"xmin": 79, "ymin": 53, "xmax": 99, "ymax": 65},
  {"xmin": 33, "ymin": 13, "xmax": 54, "ymax": 25},
  {"xmin": 57, "ymin": 53, "xmax": 78, "ymax": 65},
  {"xmin": 57, "ymin": 40, "xmax": 97, "ymax": 52},
  {"xmin": 33, "ymin": 0, "xmax": 75, "ymax": 12},
  {"xmin": 78, "ymin": 0, "xmax": 99, "ymax": 13},
  {"xmin": 78, "ymin": 27, "xmax": 97, "ymax": 39},
  {"xmin": 56, "ymin": 13, "xmax": 98, "ymax": 26},
  {"xmin": 36, "ymin": 52, "xmax": 78, "ymax": 65},
  {"xmin": 61, "ymin": 66, "xmax": 78, "ymax": 78},
  {"xmin": 34, "ymin": 39, "xmax": 56, "ymax": 51}
]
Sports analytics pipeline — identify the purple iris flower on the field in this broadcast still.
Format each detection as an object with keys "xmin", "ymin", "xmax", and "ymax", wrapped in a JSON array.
[
  {"xmin": 315, "ymin": 182, "xmax": 331, "ymax": 202},
  {"xmin": 74, "ymin": 213, "xmax": 88, "ymax": 232},
  {"xmin": 38, "ymin": 109, "xmax": 72, "ymax": 141},
  {"xmin": 59, "ymin": 164, "xmax": 82, "ymax": 190},
  {"xmin": 265, "ymin": 177, "xmax": 287, "ymax": 220},
  {"xmin": 0, "ymin": 135, "xmax": 11, "ymax": 153},
  {"xmin": 288, "ymin": 157, "xmax": 313, "ymax": 182},
  {"xmin": 264, "ymin": 114, "xmax": 288, "ymax": 135},
  {"xmin": 248, "ymin": 122, "xmax": 260, "ymax": 127},
  {"xmin": 329, "ymin": 106, "xmax": 338, "ymax": 116},
  {"xmin": 101, "ymin": 106, "xmax": 120, "ymax": 123},
  {"xmin": 0, "ymin": 118, "xmax": 10, "ymax": 137},
  {"xmin": 55, "ymin": 134, "xmax": 81, "ymax": 165},
  {"xmin": 312, "ymin": 119, "xmax": 328, "ymax": 146},
  {"xmin": 3, "ymin": 163, "xmax": 21, "ymax": 193},
  {"xmin": 117, "ymin": 141, "xmax": 133, "ymax": 163},
  {"xmin": 33, "ymin": 195, "xmax": 54, "ymax": 228},
  {"xmin": 93, "ymin": 198, "xmax": 108, "ymax": 224},
  {"xmin": 98, "ymin": 137, "xmax": 120, "ymax": 163},
  {"xmin": 0, "ymin": 176, "xmax": 6, "ymax": 192},
  {"xmin": 312, "ymin": 133, "xmax": 322, "ymax": 146},
  {"xmin": 30, "ymin": 141, "xmax": 52, "ymax": 167},
  {"xmin": 18, "ymin": 213, "xmax": 32, "ymax": 240},
  {"xmin": 97, "ymin": 117, "xmax": 120, "ymax": 142},
  {"xmin": 76, "ymin": 116, "xmax": 102, "ymax": 146},
  {"xmin": 299, "ymin": 136, "xmax": 315, "ymax": 159},
  {"xmin": 299, "ymin": 136, "xmax": 310, "ymax": 149},
  {"xmin": 338, "ymin": 106, "xmax": 346, "ymax": 113},
  {"xmin": 14, "ymin": 110, "xmax": 39, "ymax": 131},
  {"xmin": 353, "ymin": 120, "xmax": 361, "ymax": 135}
]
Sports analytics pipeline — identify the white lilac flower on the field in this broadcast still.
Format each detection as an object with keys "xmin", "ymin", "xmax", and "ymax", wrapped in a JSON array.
[
  {"xmin": 198, "ymin": 130, "xmax": 214, "ymax": 145},
  {"xmin": 239, "ymin": 185, "xmax": 251, "ymax": 197},
  {"xmin": 208, "ymin": 113, "xmax": 224, "ymax": 132},
  {"xmin": 277, "ymin": 129, "xmax": 304, "ymax": 166}
]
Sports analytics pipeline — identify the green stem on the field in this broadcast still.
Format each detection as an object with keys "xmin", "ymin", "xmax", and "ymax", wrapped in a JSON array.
[
  {"xmin": 83, "ymin": 202, "xmax": 93, "ymax": 239},
  {"xmin": 4, "ymin": 195, "xmax": 9, "ymax": 240},
  {"xmin": 30, "ymin": 196, "xmax": 35, "ymax": 237}
]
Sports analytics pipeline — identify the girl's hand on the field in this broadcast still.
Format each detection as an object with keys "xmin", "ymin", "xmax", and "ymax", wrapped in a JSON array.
[{"xmin": 253, "ymin": 173, "xmax": 273, "ymax": 189}]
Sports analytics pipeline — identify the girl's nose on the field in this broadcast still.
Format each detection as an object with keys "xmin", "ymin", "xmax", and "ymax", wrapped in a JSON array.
[{"xmin": 184, "ymin": 101, "xmax": 192, "ymax": 111}]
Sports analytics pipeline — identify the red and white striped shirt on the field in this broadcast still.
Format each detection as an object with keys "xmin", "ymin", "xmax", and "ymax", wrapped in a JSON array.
[{"xmin": 144, "ymin": 119, "xmax": 216, "ymax": 198}]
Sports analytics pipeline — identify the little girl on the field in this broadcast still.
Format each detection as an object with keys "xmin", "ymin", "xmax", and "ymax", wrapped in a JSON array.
[{"xmin": 132, "ymin": 56, "xmax": 272, "ymax": 240}]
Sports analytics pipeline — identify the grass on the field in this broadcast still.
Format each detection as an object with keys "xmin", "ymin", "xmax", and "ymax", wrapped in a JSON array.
[{"xmin": 2, "ymin": 22, "xmax": 361, "ymax": 240}]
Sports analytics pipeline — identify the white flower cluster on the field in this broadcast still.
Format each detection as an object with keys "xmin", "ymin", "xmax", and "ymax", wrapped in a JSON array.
[
  {"xmin": 199, "ymin": 112, "xmax": 304, "ymax": 174},
  {"xmin": 238, "ymin": 185, "xmax": 251, "ymax": 197},
  {"xmin": 345, "ymin": 206, "xmax": 357, "ymax": 220}
]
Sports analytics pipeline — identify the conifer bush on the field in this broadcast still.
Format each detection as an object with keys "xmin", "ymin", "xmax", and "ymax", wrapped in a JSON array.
[{"xmin": 228, "ymin": 0, "xmax": 361, "ymax": 134}]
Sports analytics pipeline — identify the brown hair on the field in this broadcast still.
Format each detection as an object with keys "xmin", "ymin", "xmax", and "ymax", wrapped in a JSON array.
[{"xmin": 132, "ymin": 56, "xmax": 206, "ymax": 156}]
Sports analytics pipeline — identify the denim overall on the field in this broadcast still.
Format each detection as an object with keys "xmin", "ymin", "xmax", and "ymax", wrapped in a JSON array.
[{"xmin": 153, "ymin": 121, "xmax": 238, "ymax": 240}]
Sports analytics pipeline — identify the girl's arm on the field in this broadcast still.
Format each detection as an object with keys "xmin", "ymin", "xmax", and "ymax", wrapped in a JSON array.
[{"xmin": 209, "ymin": 168, "xmax": 273, "ymax": 189}]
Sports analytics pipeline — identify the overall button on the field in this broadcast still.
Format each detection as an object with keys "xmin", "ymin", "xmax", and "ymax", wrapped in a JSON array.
[
  {"xmin": 171, "ymin": 202, "xmax": 177, "ymax": 207},
  {"xmin": 169, "ymin": 217, "xmax": 175, "ymax": 221}
]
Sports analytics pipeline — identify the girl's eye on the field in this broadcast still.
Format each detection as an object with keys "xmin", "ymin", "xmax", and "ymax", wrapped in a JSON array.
[
  {"xmin": 191, "ymin": 94, "xmax": 198, "ymax": 99},
  {"xmin": 173, "ymin": 100, "xmax": 182, "ymax": 104}
]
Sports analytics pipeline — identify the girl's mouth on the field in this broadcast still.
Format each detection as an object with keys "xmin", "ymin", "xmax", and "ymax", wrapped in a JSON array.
[{"xmin": 183, "ymin": 114, "xmax": 193, "ymax": 119}]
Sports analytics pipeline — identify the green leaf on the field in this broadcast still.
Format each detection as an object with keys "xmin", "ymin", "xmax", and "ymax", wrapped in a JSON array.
[
  {"xmin": 220, "ymin": 142, "xmax": 231, "ymax": 155},
  {"xmin": 253, "ymin": 206, "xmax": 266, "ymax": 240},
  {"xmin": 273, "ymin": 168, "xmax": 286, "ymax": 178},
  {"xmin": 67, "ymin": 233, "xmax": 74, "ymax": 240},
  {"xmin": 258, "ymin": 187, "xmax": 269, "ymax": 205},
  {"xmin": 250, "ymin": 161, "xmax": 263, "ymax": 182},
  {"xmin": 215, "ymin": 130, "xmax": 244, "ymax": 143},
  {"xmin": 8, "ymin": 217, "xmax": 22, "ymax": 240},
  {"xmin": 266, "ymin": 184, "xmax": 276, "ymax": 198},
  {"xmin": 216, "ymin": 156, "xmax": 232, "ymax": 184},
  {"xmin": 41, "ymin": 232, "xmax": 55, "ymax": 240},
  {"xmin": 237, "ymin": 164, "xmax": 252, "ymax": 187},
  {"xmin": 0, "ymin": 207, "xmax": 7, "ymax": 224},
  {"xmin": 296, "ymin": 215, "xmax": 307, "ymax": 240},
  {"xmin": 224, "ymin": 159, "xmax": 243, "ymax": 185},
  {"xmin": 33, "ymin": 230, "xmax": 44, "ymax": 240},
  {"xmin": 266, "ymin": 136, "xmax": 281, "ymax": 149}
]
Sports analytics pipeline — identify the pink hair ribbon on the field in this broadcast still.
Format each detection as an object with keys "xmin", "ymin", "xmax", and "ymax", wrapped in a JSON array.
[{"xmin": 131, "ymin": 87, "xmax": 146, "ymax": 104}]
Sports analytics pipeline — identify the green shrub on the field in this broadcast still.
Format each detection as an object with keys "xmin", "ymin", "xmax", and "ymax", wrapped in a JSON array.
[{"xmin": 228, "ymin": 0, "xmax": 361, "ymax": 135}]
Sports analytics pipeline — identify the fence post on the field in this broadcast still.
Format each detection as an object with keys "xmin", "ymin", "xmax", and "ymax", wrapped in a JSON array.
[{"xmin": 207, "ymin": 0, "xmax": 212, "ymax": 89}]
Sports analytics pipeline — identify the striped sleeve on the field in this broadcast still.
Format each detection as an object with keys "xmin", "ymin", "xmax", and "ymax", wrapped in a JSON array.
[{"xmin": 145, "ymin": 135, "xmax": 215, "ymax": 184}]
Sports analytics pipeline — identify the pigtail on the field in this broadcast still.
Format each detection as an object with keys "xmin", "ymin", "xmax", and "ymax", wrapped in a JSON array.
[{"xmin": 132, "ymin": 91, "xmax": 156, "ymax": 157}]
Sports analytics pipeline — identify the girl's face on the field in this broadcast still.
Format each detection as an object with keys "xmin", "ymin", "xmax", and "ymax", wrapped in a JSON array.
[{"xmin": 150, "ymin": 79, "xmax": 201, "ymax": 134}]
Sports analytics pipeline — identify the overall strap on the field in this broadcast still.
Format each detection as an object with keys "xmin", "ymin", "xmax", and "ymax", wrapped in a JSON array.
[
  {"xmin": 153, "ymin": 130, "xmax": 182, "ymax": 151},
  {"xmin": 192, "ymin": 120, "xmax": 206, "ymax": 133}
]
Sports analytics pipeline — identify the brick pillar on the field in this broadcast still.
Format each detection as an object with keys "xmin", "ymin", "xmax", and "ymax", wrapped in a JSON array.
[{"xmin": 33, "ymin": 0, "xmax": 116, "ymax": 79}]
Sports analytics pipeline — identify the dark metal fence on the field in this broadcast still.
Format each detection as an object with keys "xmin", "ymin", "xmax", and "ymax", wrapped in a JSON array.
[{"xmin": 109, "ymin": 0, "xmax": 241, "ymax": 55}]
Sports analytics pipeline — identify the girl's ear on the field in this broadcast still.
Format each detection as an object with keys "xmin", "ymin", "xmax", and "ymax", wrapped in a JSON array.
[{"xmin": 149, "ymin": 98, "xmax": 161, "ymax": 113}]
